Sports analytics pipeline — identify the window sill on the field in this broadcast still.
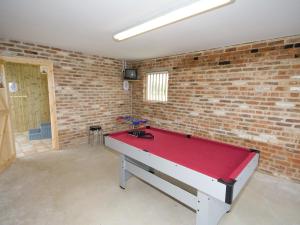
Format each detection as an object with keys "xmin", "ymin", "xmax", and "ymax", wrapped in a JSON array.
[{"xmin": 144, "ymin": 100, "xmax": 168, "ymax": 104}]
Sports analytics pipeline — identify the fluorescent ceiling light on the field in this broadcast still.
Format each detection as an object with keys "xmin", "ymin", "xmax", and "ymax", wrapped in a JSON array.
[{"xmin": 113, "ymin": 0, "xmax": 234, "ymax": 41}]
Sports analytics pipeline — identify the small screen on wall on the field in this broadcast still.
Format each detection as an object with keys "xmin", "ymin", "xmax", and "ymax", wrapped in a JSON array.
[{"xmin": 124, "ymin": 69, "xmax": 137, "ymax": 80}]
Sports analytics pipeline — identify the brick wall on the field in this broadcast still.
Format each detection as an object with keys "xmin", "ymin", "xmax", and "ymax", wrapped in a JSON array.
[
  {"xmin": 131, "ymin": 35, "xmax": 300, "ymax": 182},
  {"xmin": 1, "ymin": 35, "xmax": 299, "ymax": 181},
  {"xmin": 0, "ymin": 39, "xmax": 131, "ymax": 148}
]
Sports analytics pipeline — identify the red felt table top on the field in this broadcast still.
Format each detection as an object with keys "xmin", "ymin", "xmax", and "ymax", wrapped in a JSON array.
[{"xmin": 109, "ymin": 127, "xmax": 256, "ymax": 180}]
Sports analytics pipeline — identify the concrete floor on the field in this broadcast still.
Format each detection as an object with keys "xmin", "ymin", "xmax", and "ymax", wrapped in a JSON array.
[{"xmin": 0, "ymin": 144, "xmax": 299, "ymax": 225}]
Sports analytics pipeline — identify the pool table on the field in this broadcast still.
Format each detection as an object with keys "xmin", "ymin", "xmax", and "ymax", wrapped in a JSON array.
[{"xmin": 105, "ymin": 126, "xmax": 259, "ymax": 225}]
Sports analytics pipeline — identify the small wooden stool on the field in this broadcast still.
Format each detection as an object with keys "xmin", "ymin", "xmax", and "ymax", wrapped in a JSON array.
[{"xmin": 88, "ymin": 125, "xmax": 102, "ymax": 145}]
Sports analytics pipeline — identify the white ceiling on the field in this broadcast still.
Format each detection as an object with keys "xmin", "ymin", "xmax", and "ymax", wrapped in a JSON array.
[{"xmin": 0, "ymin": 0, "xmax": 300, "ymax": 60}]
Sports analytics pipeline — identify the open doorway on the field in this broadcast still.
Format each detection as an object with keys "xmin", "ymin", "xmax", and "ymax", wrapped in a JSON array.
[
  {"xmin": 5, "ymin": 62, "xmax": 52, "ymax": 157},
  {"xmin": 0, "ymin": 56, "xmax": 58, "ymax": 160}
]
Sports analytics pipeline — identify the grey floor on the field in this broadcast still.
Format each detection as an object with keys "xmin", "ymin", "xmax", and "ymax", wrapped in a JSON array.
[{"xmin": 0, "ymin": 144, "xmax": 299, "ymax": 225}]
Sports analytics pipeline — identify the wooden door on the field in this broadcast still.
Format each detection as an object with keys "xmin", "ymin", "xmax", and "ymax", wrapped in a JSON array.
[
  {"xmin": 5, "ymin": 63, "xmax": 51, "ymax": 132},
  {"xmin": 0, "ymin": 62, "xmax": 16, "ymax": 173}
]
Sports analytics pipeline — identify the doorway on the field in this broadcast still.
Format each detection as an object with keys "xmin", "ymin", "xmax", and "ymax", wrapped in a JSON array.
[
  {"xmin": 5, "ymin": 62, "xmax": 53, "ymax": 157},
  {"xmin": 0, "ymin": 56, "xmax": 58, "ymax": 160}
]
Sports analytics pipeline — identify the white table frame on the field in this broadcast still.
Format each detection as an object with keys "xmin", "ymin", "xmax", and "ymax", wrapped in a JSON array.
[{"xmin": 105, "ymin": 135, "xmax": 259, "ymax": 225}]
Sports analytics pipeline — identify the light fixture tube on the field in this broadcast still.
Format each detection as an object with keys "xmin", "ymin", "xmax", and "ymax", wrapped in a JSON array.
[{"xmin": 113, "ymin": 0, "xmax": 233, "ymax": 41}]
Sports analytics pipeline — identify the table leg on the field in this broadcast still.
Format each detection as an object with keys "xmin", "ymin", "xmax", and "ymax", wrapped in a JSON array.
[
  {"xmin": 120, "ymin": 154, "xmax": 132, "ymax": 189},
  {"xmin": 196, "ymin": 191, "xmax": 230, "ymax": 225},
  {"xmin": 99, "ymin": 130, "xmax": 103, "ymax": 144},
  {"xmin": 96, "ymin": 130, "xmax": 100, "ymax": 144},
  {"xmin": 91, "ymin": 131, "xmax": 94, "ymax": 145}
]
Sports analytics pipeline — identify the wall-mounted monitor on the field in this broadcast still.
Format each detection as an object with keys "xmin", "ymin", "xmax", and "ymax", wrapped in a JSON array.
[{"xmin": 124, "ymin": 69, "xmax": 138, "ymax": 80}]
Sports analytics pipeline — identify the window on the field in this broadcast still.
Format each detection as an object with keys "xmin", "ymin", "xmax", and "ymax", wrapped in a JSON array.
[{"xmin": 146, "ymin": 71, "xmax": 168, "ymax": 102}]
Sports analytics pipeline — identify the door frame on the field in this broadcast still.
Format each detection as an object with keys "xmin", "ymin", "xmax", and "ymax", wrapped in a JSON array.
[
  {"xmin": 0, "ymin": 62, "xmax": 16, "ymax": 172},
  {"xmin": 0, "ymin": 56, "xmax": 59, "ymax": 150}
]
